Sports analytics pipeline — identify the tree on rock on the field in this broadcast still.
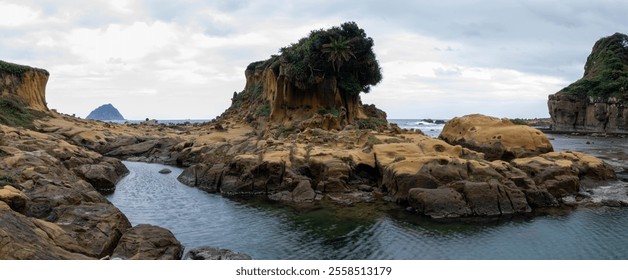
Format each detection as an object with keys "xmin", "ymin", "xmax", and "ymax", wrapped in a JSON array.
[
  {"xmin": 225, "ymin": 22, "xmax": 384, "ymax": 130},
  {"xmin": 278, "ymin": 21, "xmax": 382, "ymax": 96}
]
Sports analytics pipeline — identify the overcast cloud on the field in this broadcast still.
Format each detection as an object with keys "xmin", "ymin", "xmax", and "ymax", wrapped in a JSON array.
[{"xmin": 1, "ymin": 0, "xmax": 626, "ymax": 119}]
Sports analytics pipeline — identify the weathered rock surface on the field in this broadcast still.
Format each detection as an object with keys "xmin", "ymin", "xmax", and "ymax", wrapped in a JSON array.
[
  {"xmin": 159, "ymin": 168, "xmax": 172, "ymax": 174},
  {"xmin": 112, "ymin": 224, "xmax": 184, "ymax": 260},
  {"xmin": 0, "ymin": 60, "xmax": 49, "ymax": 111},
  {"xmin": 184, "ymin": 246, "xmax": 252, "ymax": 260},
  {"xmin": 54, "ymin": 203, "xmax": 131, "ymax": 258},
  {"xmin": 72, "ymin": 160, "xmax": 129, "ymax": 194},
  {"xmin": 439, "ymin": 114, "xmax": 553, "ymax": 161},
  {"xmin": 0, "ymin": 207, "xmax": 91, "ymax": 260},
  {"xmin": 549, "ymin": 93, "xmax": 627, "ymax": 133},
  {"xmin": 548, "ymin": 33, "xmax": 628, "ymax": 134},
  {"xmin": 0, "ymin": 123, "xmax": 161, "ymax": 259}
]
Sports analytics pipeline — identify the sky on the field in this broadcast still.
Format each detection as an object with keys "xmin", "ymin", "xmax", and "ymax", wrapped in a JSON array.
[{"xmin": 1, "ymin": 0, "xmax": 627, "ymax": 120}]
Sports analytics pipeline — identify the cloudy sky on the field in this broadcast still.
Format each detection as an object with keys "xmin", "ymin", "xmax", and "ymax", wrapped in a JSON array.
[{"xmin": 1, "ymin": 0, "xmax": 627, "ymax": 120}]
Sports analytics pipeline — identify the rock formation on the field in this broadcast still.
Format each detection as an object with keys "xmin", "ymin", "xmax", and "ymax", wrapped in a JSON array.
[
  {"xmin": 111, "ymin": 224, "xmax": 184, "ymax": 260},
  {"xmin": 439, "ymin": 114, "xmax": 553, "ymax": 161},
  {"xmin": 220, "ymin": 22, "xmax": 387, "ymax": 132},
  {"xmin": 548, "ymin": 33, "xmax": 628, "ymax": 133},
  {"xmin": 86, "ymin": 103, "xmax": 125, "ymax": 121},
  {"xmin": 0, "ymin": 60, "xmax": 49, "ymax": 112}
]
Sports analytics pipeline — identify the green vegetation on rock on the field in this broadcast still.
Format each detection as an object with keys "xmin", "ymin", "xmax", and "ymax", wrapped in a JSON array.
[
  {"xmin": 0, "ymin": 174, "xmax": 16, "ymax": 183},
  {"xmin": 248, "ymin": 21, "xmax": 382, "ymax": 97},
  {"xmin": 356, "ymin": 117, "xmax": 387, "ymax": 131},
  {"xmin": 560, "ymin": 33, "xmax": 628, "ymax": 100},
  {"xmin": 0, "ymin": 95, "xmax": 47, "ymax": 129},
  {"xmin": 0, "ymin": 60, "xmax": 34, "ymax": 75},
  {"xmin": 255, "ymin": 101, "xmax": 270, "ymax": 117},
  {"xmin": 318, "ymin": 107, "xmax": 340, "ymax": 117}
]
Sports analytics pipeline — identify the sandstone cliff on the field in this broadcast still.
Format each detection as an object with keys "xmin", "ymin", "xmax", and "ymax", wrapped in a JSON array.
[
  {"xmin": 548, "ymin": 33, "xmax": 628, "ymax": 133},
  {"xmin": 0, "ymin": 60, "xmax": 49, "ymax": 111}
]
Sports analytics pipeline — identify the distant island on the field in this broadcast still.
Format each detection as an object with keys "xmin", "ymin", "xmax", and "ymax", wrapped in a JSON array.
[{"xmin": 86, "ymin": 103, "xmax": 125, "ymax": 121}]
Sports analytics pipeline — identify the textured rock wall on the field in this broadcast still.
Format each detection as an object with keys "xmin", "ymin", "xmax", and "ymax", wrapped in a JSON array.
[
  {"xmin": 548, "ymin": 93, "xmax": 627, "ymax": 133},
  {"xmin": 0, "ymin": 69, "xmax": 49, "ymax": 111},
  {"xmin": 245, "ymin": 67, "xmax": 367, "ymax": 125}
]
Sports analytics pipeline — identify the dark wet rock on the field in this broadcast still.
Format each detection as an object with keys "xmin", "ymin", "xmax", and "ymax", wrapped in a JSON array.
[
  {"xmin": 408, "ymin": 188, "xmax": 471, "ymax": 218},
  {"xmin": 112, "ymin": 224, "xmax": 184, "ymax": 260},
  {"xmin": 0, "ymin": 185, "xmax": 29, "ymax": 212},
  {"xmin": 292, "ymin": 180, "xmax": 316, "ymax": 202},
  {"xmin": 456, "ymin": 180, "xmax": 531, "ymax": 216},
  {"xmin": 158, "ymin": 168, "xmax": 172, "ymax": 174},
  {"xmin": 184, "ymin": 246, "xmax": 252, "ymax": 260}
]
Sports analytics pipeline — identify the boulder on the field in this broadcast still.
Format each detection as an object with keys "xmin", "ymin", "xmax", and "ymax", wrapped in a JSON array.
[
  {"xmin": 184, "ymin": 246, "xmax": 252, "ymax": 260},
  {"xmin": 159, "ymin": 168, "xmax": 172, "ymax": 174},
  {"xmin": 512, "ymin": 151, "xmax": 616, "ymax": 197},
  {"xmin": 72, "ymin": 161, "xmax": 128, "ymax": 194},
  {"xmin": 54, "ymin": 203, "xmax": 132, "ymax": 258},
  {"xmin": 439, "ymin": 114, "xmax": 553, "ymax": 161},
  {"xmin": 0, "ymin": 185, "xmax": 29, "ymax": 212},
  {"xmin": 268, "ymin": 180, "xmax": 316, "ymax": 203},
  {"xmin": 112, "ymin": 224, "xmax": 184, "ymax": 260},
  {"xmin": 408, "ymin": 188, "xmax": 471, "ymax": 218},
  {"xmin": 454, "ymin": 180, "xmax": 531, "ymax": 216},
  {"xmin": 291, "ymin": 180, "xmax": 316, "ymax": 202}
]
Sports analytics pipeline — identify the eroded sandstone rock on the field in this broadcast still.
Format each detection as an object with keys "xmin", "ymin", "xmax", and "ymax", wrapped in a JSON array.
[
  {"xmin": 439, "ymin": 114, "xmax": 553, "ymax": 161},
  {"xmin": 112, "ymin": 224, "xmax": 184, "ymax": 260}
]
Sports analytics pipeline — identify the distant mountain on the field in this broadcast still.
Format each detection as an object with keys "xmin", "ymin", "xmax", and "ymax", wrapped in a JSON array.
[{"xmin": 86, "ymin": 104, "xmax": 125, "ymax": 121}]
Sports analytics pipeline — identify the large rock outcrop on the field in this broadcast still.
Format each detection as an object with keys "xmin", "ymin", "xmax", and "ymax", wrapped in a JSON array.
[
  {"xmin": 0, "ymin": 60, "xmax": 49, "ymax": 112},
  {"xmin": 439, "ymin": 114, "xmax": 553, "ymax": 161},
  {"xmin": 220, "ymin": 22, "xmax": 387, "ymax": 132},
  {"xmin": 112, "ymin": 224, "xmax": 184, "ymax": 260},
  {"xmin": 548, "ymin": 33, "xmax": 628, "ymax": 133},
  {"xmin": 170, "ymin": 115, "xmax": 615, "ymax": 219}
]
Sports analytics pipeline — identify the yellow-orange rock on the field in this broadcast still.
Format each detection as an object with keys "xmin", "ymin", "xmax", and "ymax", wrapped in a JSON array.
[
  {"xmin": 439, "ymin": 114, "xmax": 553, "ymax": 161},
  {"xmin": 0, "ymin": 65, "xmax": 49, "ymax": 111}
]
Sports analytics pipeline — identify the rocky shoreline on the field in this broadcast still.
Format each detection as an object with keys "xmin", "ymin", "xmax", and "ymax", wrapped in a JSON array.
[
  {"xmin": 3, "ymin": 108, "xmax": 622, "ymax": 259},
  {"xmin": 1, "ymin": 28, "xmax": 625, "ymax": 259}
]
